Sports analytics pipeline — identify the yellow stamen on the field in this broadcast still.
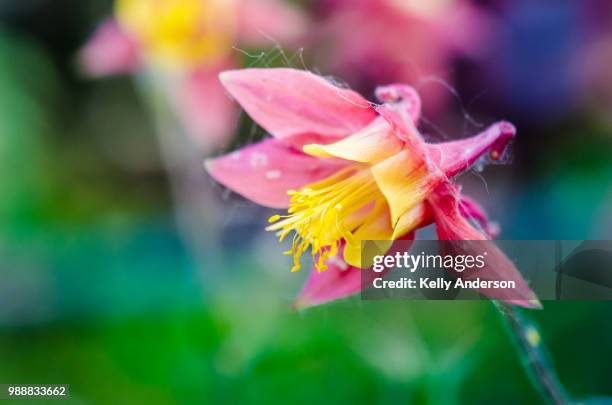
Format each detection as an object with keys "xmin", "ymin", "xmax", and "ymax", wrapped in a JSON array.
[
  {"xmin": 267, "ymin": 166, "xmax": 386, "ymax": 272},
  {"xmin": 268, "ymin": 215, "xmax": 282, "ymax": 223}
]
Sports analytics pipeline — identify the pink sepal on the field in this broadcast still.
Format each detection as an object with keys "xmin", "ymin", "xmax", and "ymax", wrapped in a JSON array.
[
  {"xmin": 219, "ymin": 68, "xmax": 377, "ymax": 147},
  {"xmin": 205, "ymin": 138, "xmax": 348, "ymax": 208}
]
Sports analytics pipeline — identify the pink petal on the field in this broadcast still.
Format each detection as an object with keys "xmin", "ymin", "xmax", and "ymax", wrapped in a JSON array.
[
  {"xmin": 428, "ymin": 184, "xmax": 541, "ymax": 309},
  {"xmin": 172, "ymin": 62, "xmax": 238, "ymax": 150},
  {"xmin": 78, "ymin": 18, "xmax": 140, "ymax": 77},
  {"xmin": 426, "ymin": 121, "xmax": 516, "ymax": 178},
  {"xmin": 295, "ymin": 237, "xmax": 414, "ymax": 309},
  {"xmin": 205, "ymin": 139, "xmax": 349, "ymax": 208},
  {"xmin": 294, "ymin": 257, "xmax": 362, "ymax": 309},
  {"xmin": 238, "ymin": 0, "xmax": 308, "ymax": 46},
  {"xmin": 458, "ymin": 194, "xmax": 500, "ymax": 239},
  {"xmin": 219, "ymin": 68, "xmax": 377, "ymax": 147}
]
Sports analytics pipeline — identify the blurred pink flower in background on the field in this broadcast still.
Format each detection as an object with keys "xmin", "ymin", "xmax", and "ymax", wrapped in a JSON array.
[
  {"xmin": 206, "ymin": 68, "xmax": 539, "ymax": 309},
  {"xmin": 79, "ymin": 0, "xmax": 307, "ymax": 151},
  {"xmin": 574, "ymin": 1, "xmax": 612, "ymax": 127},
  {"xmin": 311, "ymin": 0, "xmax": 492, "ymax": 115}
]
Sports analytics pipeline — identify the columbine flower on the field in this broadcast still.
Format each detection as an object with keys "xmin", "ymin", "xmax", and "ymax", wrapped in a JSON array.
[
  {"xmin": 312, "ymin": 0, "xmax": 492, "ymax": 112},
  {"xmin": 78, "ymin": 0, "xmax": 307, "ymax": 149},
  {"xmin": 206, "ymin": 68, "xmax": 539, "ymax": 309}
]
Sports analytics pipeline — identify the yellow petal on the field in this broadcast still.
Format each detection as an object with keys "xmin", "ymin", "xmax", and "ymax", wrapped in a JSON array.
[
  {"xmin": 303, "ymin": 117, "xmax": 403, "ymax": 163},
  {"xmin": 343, "ymin": 203, "xmax": 394, "ymax": 268},
  {"xmin": 341, "ymin": 201, "xmax": 375, "ymax": 231},
  {"xmin": 392, "ymin": 203, "xmax": 428, "ymax": 240},
  {"xmin": 371, "ymin": 149, "xmax": 439, "ymax": 226},
  {"xmin": 343, "ymin": 203, "xmax": 428, "ymax": 268}
]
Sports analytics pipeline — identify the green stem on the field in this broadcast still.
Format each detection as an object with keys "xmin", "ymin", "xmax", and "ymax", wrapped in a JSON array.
[
  {"xmin": 134, "ymin": 71, "xmax": 224, "ymax": 293},
  {"xmin": 495, "ymin": 302, "xmax": 570, "ymax": 404}
]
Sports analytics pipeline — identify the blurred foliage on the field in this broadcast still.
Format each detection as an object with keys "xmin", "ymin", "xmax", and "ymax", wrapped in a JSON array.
[{"xmin": 0, "ymin": 28, "xmax": 57, "ymax": 225}]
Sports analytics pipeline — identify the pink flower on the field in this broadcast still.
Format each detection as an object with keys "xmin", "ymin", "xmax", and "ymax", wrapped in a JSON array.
[
  {"xmin": 205, "ymin": 68, "xmax": 539, "ymax": 309},
  {"xmin": 312, "ymin": 0, "xmax": 493, "ymax": 113},
  {"xmin": 78, "ymin": 0, "xmax": 308, "ymax": 150}
]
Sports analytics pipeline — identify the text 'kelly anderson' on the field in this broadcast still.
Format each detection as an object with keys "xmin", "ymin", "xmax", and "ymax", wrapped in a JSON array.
[{"xmin": 372, "ymin": 277, "xmax": 517, "ymax": 290}]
